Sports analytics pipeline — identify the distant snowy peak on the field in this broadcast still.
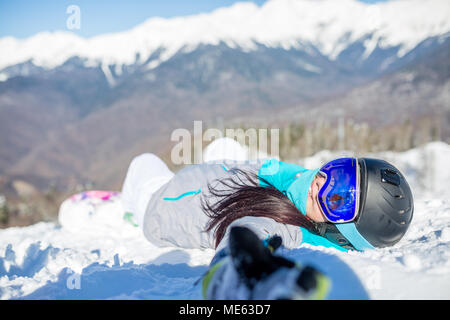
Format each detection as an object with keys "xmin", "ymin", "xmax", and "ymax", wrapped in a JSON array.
[{"xmin": 0, "ymin": 0, "xmax": 449, "ymax": 72}]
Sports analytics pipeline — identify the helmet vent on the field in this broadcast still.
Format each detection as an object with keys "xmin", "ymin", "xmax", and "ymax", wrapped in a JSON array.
[
  {"xmin": 381, "ymin": 168, "xmax": 401, "ymax": 186},
  {"xmin": 395, "ymin": 194, "xmax": 404, "ymax": 199}
]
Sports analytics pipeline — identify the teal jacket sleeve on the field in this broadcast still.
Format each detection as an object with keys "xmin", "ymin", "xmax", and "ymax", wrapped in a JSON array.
[
  {"xmin": 258, "ymin": 158, "xmax": 319, "ymax": 216},
  {"xmin": 258, "ymin": 158, "xmax": 309, "ymax": 192}
]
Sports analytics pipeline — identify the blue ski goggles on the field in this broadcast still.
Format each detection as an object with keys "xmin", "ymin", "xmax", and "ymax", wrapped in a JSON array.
[{"xmin": 317, "ymin": 157, "xmax": 361, "ymax": 223}]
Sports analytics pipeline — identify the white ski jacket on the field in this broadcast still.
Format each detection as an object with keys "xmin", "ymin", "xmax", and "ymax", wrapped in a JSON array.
[{"xmin": 142, "ymin": 160, "xmax": 304, "ymax": 251}]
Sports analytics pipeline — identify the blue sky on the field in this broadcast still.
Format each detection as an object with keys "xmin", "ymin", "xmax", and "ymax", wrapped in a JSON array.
[{"xmin": 0, "ymin": 0, "xmax": 389, "ymax": 38}]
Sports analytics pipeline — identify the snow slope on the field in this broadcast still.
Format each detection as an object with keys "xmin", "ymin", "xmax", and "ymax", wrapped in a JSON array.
[
  {"xmin": 0, "ymin": 141, "xmax": 449, "ymax": 299},
  {"xmin": 1, "ymin": 0, "xmax": 449, "ymax": 73}
]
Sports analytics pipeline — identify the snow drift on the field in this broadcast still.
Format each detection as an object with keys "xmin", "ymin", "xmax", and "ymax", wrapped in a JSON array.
[{"xmin": 0, "ymin": 140, "xmax": 449, "ymax": 299}]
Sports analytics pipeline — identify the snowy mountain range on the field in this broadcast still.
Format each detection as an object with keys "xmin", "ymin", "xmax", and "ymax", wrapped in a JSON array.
[
  {"xmin": 0, "ymin": 0, "xmax": 449, "ymax": 202},
  {"xmin": 1, "ymin": 0, "xmax": 449, "ymax": 83},
  {"xmin": 1, "ymin": 1, "xmax": 449, "ymax": 300}
]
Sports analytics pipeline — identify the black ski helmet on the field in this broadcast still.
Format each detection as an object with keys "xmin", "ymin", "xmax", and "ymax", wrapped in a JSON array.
[{"xmin": 316, "ymin": 158, "xmax": 414, "ymax": 250}]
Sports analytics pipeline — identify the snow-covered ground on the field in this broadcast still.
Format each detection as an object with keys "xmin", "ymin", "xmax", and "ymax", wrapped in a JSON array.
[{"xmin": 1, "ymin": 140, "xmax": 449, "ymax": 300}]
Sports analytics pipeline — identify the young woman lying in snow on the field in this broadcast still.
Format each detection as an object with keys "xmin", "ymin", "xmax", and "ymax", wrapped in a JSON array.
[{"xmin": 119, "ymin": 149, "xmax": 414, "ymax": 299}]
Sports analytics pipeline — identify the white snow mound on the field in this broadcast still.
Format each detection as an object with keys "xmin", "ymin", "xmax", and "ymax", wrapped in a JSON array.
[{"xmin": 0, "ymin": 141, "xmax": 449, "ymax": 299}]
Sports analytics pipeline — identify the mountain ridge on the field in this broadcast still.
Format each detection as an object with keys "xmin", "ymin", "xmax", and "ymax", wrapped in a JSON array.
[{"xmin": 1, "ymin": 0, "xmax": 449, "ymax": 79}]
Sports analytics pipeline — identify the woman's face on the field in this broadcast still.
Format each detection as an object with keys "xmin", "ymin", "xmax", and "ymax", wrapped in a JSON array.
[{"xmin": 306, "ymin": 173, "xmax": 327, "ymax": 222}]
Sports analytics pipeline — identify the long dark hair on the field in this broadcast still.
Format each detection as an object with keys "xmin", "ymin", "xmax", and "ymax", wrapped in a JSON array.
[{"xmin": 201, "ymin": 168, "xmax": 318, "ymax": 248}]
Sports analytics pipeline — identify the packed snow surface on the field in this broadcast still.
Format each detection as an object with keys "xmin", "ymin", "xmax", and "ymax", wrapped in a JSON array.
[{"xmin": 0, "ymin": 141, "xmax": 449, "ymax": 299}]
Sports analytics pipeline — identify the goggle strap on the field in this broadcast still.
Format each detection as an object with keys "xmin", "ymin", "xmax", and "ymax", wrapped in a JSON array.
[{"xmin": 313, "ymin": 222, "xmax": 356, "ymax": 250}]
